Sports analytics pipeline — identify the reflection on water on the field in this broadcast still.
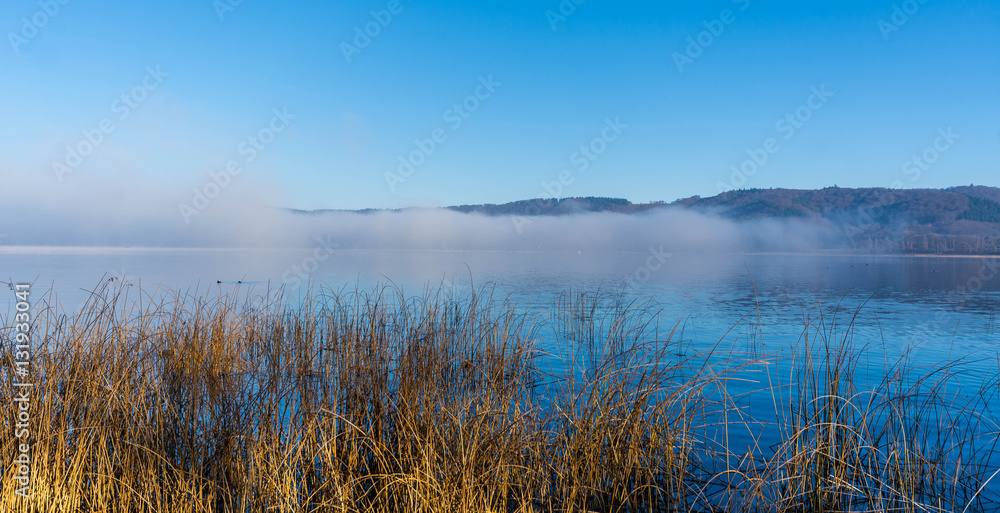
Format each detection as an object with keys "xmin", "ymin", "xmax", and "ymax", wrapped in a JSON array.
[
  {"xmin": 3, "ymin": 248, "xmax": 999, "ymax": 500},
  {"xmin": 3, "ymin": 249, "xmax": 997, "ymax": 359}
]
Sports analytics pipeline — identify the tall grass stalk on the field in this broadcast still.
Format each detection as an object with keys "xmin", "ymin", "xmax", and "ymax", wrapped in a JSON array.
[{"xmin": 0, "ymin": 281, "xmax": 997, "ymax": 512}]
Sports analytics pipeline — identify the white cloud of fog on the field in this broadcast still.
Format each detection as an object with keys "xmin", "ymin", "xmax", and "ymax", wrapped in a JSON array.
[
  {"xmin": 0, "ymin": 176, "xmax": 837, "ymax": 252},
  {"xmin": 293, "ymin": 208, "xmax": 834, "ymax": 253}
]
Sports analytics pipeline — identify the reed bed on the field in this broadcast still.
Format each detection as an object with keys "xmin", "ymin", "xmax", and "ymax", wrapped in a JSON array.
[{"xmin": 0, "ymin": 280, "xmax": 998, "ymax": 512}]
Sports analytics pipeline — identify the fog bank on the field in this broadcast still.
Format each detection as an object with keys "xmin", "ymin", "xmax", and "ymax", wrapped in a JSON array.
[{"xmin": 1, "ymin": 193, "xmax": 838, "ymax": 252}]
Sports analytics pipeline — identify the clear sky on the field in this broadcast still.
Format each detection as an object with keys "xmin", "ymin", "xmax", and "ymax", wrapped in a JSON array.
[{"xmin": 2, "ymin": 0, "xmax": 998, "ymax": 211}]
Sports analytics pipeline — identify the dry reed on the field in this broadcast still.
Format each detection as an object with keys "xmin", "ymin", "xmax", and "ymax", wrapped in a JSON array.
[{"xmin": 0, "ymin": 280, "xmax": 997, "ymax": 512}]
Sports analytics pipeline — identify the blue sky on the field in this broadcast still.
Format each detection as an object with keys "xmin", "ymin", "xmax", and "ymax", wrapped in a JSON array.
[{"xmin": 2, "ymin": 0, "xmax": 998, "ymax": 211}]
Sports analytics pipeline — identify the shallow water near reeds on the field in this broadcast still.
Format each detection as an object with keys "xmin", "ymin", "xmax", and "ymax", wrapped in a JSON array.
[
  {"xmin": 4, "ymin": 249, "xmax": 1000, "ymax": 383},
  {"xmin": 4, "ymin": 248, "xmax": 1000, "ymax": 506}
]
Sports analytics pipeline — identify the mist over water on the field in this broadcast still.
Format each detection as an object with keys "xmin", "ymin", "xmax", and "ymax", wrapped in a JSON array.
[
  {"xmin": 1, "ymin": 189, "xmax": 837, "ymax": 252},
  {"xmin": 4, "ymin": 183, "xmax": 994, "ymax": 365},
  {"xmin": 3, "ymin": 248, "xmax": 996, "ymax": 360}
]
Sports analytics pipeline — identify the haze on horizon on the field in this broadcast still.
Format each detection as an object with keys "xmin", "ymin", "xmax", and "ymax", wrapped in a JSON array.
[{"xmin": 1, "ymin": 0, "xmax": 998, "ymax": 248}]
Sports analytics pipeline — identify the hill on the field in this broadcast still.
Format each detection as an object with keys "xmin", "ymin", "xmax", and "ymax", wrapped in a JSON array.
[
  {"xmin": 672, "ymin": 186, "xmax": 1000, "ymax": 254},
  {"xmin": 446, "ymin": 187, "xmax": 1000, "ymax": 254},
  {"xmin": 292, "ymin": 186, "xmax": 1000, "ymax": 255}
]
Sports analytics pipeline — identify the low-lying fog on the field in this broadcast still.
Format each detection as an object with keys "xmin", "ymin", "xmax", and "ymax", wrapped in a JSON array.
[{"xmin": 1, "ymin": 188, "xmax": 837, "ymax": 252}]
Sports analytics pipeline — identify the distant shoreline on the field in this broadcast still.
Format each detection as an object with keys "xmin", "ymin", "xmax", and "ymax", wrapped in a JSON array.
[
  {"xmin": 0, "ymin": 246, "xmax": 997, "ymax": 258},
  {"xmin": 754, "ymin": 251, "xmax": 1000, "ymax": 259}
]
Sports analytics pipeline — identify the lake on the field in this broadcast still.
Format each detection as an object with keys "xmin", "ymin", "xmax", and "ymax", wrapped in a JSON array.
[
  {"xmin": 4, "ymin": 247, "xmax": 1000, "ymax": 500},
  {"xmin": 5, "ymin": 247, "xmax": 1000, "ymax": 398},
  {"xmin": 3, "ymin": 248, "xmax": 998, "ymax": 360}
]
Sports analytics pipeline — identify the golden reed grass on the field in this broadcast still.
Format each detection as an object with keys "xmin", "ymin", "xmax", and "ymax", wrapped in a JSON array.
[{"xmin": 1, "ymin": 280, "xmax": 998, "ymax": 512}]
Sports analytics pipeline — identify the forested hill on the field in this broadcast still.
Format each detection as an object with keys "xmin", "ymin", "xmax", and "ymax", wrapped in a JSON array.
[
  {"xmin": 441, "ymin": 186, "xmax": 1000, "ymax": 220},
  {"xmin": 450, "ymin": 186, "xmax": 1000, "ymax": 254},
  {"xmin": 671, "ymin": 186, "xmax": 1000, "ymax": 221},
  {"xmin": 672, "ymin": 186, "xmax": 1000, "ymax": 254},
  {"xmin": 446, "ymin": 197, "xmax": 666, "ymax": 216},
  {"xmin": 293, "ymin": 186, "xmax": 1000, "ymax": 254}
]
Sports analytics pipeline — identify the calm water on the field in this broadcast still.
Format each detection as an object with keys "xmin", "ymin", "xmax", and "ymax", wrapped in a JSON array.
[
  {"xmin": 3, "ymin": 248, "xmax": 1000, "ymax": 497},
  {"xmin": 4, "ymin": 247, "xmax": 1000, "ymax": 390},
  {"xmin": 3, "ymin": 248, "xmax": 998, "ymax": 360}
]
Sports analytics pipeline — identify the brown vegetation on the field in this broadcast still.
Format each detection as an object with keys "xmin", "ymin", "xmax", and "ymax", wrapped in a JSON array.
[{"xmin": 1, "ymin": 282, "xmax": 998, "ymax": 512}]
